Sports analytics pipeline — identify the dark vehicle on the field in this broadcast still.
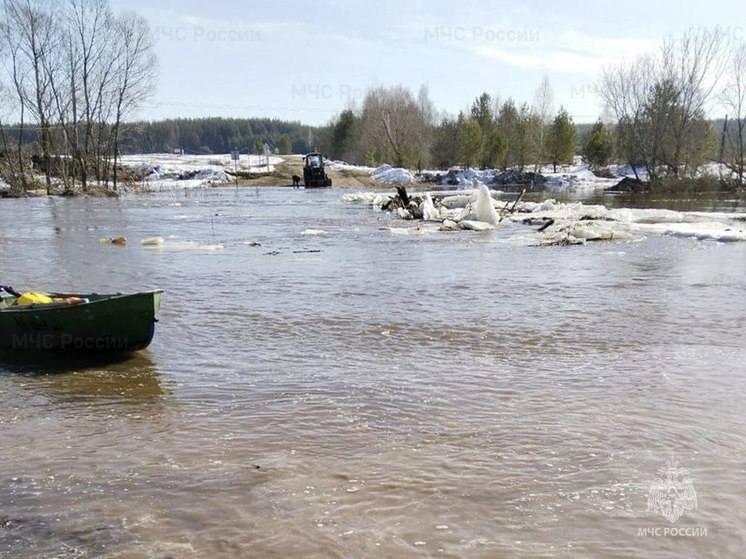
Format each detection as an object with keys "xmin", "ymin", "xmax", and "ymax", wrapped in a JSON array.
[{"xmin": 303, "ymin": 153, "xmax": 332, "ymax": 187}]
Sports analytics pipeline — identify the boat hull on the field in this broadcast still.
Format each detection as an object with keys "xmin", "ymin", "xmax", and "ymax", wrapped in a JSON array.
[{"xmin": 0, "ymin": 290, "xmax": 162, "ymax": 351}]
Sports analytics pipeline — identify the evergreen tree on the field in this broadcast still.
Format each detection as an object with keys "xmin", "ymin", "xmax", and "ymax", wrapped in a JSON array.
[
  {"xmin": 582, "ymin": 121, "xmax": 614, "ymax": 169},
  {"xmin": 460, "ymin": 118, "xmax": 483, "ymax": 168},
  {"xmin": 430, "ymin": 116, "xmax": 461, "ymax": 169},
  {"xmin": 329, "ymin": 109, "xmax": 359, "ymax": 161},
  {"xmin": 483, "ymin": 128, "xmax": 507, "ymax": 169},
  {"xmin": 545, "ymin": 107, "xmax": 577, "ymax": 172},
  {"xmin": 471, "ymin": 92, "xmax": 494, "ymax": 135},
  {"xmin": 496, "ymin": 99, "xmax": 519, "ymax": 169},
  {"xmin": 471, "ymin": 93, "xmax": 498, "ymax": 168},
  {"xmin": 517, "ymin": 103, "xmax": 544, "ymax": 171},
  {"xmin": 278, "ymin": 135, "xmax": 293, "ymax": 155}
]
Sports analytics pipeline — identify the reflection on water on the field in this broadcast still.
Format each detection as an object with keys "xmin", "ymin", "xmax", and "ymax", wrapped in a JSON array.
[
  {"xmin": 1, "ymin": 348, "xmax": 148, "ymax": 373},
  {"xmin": 0, "ymin": 351, "xmax": 166, "ymax": 400},
  {"xmin": 0, "ymin": 188, "xmax": 745, "ymax": 558}
]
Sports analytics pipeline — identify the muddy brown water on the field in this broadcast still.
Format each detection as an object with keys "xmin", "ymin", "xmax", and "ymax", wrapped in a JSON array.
[{"xmin": 1, "ymin": 187, "xmax": 745, "ymax": 558}]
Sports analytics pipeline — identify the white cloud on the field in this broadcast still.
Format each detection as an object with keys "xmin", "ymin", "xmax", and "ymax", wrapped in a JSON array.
[
  {"xmin": 470, "ymin": 30, "xmax": 659, "ymax": 75},
  {"xmin": 472, "ymin": 45, "xmax": 601, "ymax": 75}
]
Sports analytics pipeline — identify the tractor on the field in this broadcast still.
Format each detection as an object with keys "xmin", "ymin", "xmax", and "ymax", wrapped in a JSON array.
[{"xmin": 302, "ymin": 153, "xmax": 332, "ymax": 187}]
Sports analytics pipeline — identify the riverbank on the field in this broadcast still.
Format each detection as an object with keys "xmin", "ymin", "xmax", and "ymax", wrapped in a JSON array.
[
  {"xmin": 121, "ymin": 153, "xmax": 379, "ymax": 190},
  {"xmin": 2, "ymin": 153, "xmax": 744, "ymax": 196}
]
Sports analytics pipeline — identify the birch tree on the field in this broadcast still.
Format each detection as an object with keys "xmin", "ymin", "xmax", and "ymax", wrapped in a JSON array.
[
  {"xmin": 359, "ymin": 85, "xmax": 431, "ymax": 168},
  {"xmin": 720, "ymin": 43, "xmax": 746, "ymax": 186},
  {"xmin": 108, "ymin": 11, "xmax": 156, "ymax": 189},
  {"xmin": 0, "ymin": 0, "xmax": 157, "ymax": 192},
  {"xmin": 532, "ymin": 73, "xmax": 554, "ymax": 169},
  {"xmin": 64, "ymin": 0, "xmax": 117, "ymax": 188},
  {"xmin": 2, "ymin": 0, "xmax": 57, "ymax": 192}
]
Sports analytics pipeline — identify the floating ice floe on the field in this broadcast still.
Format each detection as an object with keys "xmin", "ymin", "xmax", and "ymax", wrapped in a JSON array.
[
  {"xmin": 388, "ymin": 226, "xmax": 435, "ymax": 235},
  {"xmin": 458, "ymin": 220, "xmax": 496, "ymax": 231},
  {"xmin": 559, "ymin": 221, "xmax": 635, "ymax": 242},
  {"xmin": 141, "ymin": 240, "xmax": 224, "ymax": 250},
  {"xmin": 631, "ymin": 221, "xmax": 746, "ymax": 242},
  {"xmin": 342, "ymin": 188, "xmax": 746, "ymax": 244}
]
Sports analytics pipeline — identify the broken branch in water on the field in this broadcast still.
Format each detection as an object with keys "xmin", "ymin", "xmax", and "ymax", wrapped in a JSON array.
[{"xmin": 510, "ymin": 189, "xmax": 526, "ymax": 213}]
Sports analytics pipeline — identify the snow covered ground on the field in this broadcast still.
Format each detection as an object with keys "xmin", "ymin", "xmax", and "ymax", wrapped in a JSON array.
[
  {"xmin": 119, "ymin": 153, "xmax": 283, "ymax": 191},
  {"xmin": 539, "ymin": 164, "xmax": 618, "ymax": 191},
  {"xmin": 330, "ymin": 156, "xmax": 629, "ymax": 191},
  {"xmin": 325, "ymin": 159, "xmax": 375, "ymax": 174},
  {"xmin": 113, "ymin": 153, "xmax": 740, "ymax": 192}
]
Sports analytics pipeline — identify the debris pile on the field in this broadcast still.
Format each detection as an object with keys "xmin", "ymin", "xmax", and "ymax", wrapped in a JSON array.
[{"xmin": 342, "ymin": 186, "xmax": 746, "ymax": 244}]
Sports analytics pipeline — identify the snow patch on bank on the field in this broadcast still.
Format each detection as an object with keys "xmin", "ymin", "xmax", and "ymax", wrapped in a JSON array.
[
  {"xmin": 119, "ymin": 153, "xmax": 283, "ymax": 191},
  {"xmin": 370, "ymin": 164, "xmax": 417, "ymax": 184},
  {"xmin": 329, "ymin": 156, "xmax": 622, "ymax": 191}
]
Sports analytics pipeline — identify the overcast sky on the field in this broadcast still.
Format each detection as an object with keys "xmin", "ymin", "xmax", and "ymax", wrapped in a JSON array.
[{"xmin": 110, "ymin": 0, "xmax": 746, "ymax": 125}]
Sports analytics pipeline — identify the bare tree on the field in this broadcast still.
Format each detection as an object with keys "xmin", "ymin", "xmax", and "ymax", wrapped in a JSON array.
[
  {"xmin": 108, "ymin": 11, "xmax": 156, "ymax": 189},
  {"xmin": 601, "ymin": 28, "xmax": 727, "ymax": 182},
  {"xmin": 0, "ymin": 0, "xmax": 157, "ymax": 194},
  {"xmin": 64, "ymin": 0, "xmax": 116, "ymax": 189},
  {"xmin": 359, "ymin": 85, "xmax": 431, "ymax": 168},
  {"xmin": 0, "ymin": 11, "xmax": 29, "ymax": 189},
  {"xmin": 659, "ymin": 27, "xmax": 726, "ymax": 176},
  {"xmin": 0, "ymin": 83, "xmax": 26, "ymax": 193},
  {"xmin": 720, "ymin": 43, "xmax": 746, "ymax": 186},
  {"xmin": 2, "ymin": 0, "xmax": 57, "ymax": 193},
  {"xmin": 45, "ymin": 13, "xmax": 77, "ymax": 192},
  {"xmin": 601, "ymin": 55, "xmax": 659, "ymax": 180},
  {"xmin": 532, "ymin": 73, "xmax": 554, "ymax": 169}
]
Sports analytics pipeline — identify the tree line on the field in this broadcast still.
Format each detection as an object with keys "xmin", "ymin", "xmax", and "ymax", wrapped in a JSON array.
[
  {"xmin": 3, "ymin": 116, "xmax": 328, "ymax": 161},
  {"xmin": 320, "ymin": 81, "xmax": 578, "ymax": 174},
  {"xmin": 320, "ymin": 28, "xmax": 745, "ymax": 188},
  {"xmin": 0, "ymin": 0, "xmax": 156, "ymax": 194},
  {"xmin": 116, "ymin": 117, "xmax": 317, "ymax": 157}
]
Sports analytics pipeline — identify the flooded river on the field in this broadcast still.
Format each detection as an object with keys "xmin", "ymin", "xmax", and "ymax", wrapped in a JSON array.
[{"xmin": 1, "ymin": 187, "xmax": 745, "ymax": 558}]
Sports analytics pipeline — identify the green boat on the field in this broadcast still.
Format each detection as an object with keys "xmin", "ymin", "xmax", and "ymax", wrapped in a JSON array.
[{"xmin": 0, "ymin": 289, "xmax": 162, "ymax": 351}]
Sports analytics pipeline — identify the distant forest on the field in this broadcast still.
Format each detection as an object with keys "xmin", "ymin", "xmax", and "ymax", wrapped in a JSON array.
[
  {"xmin": 6, "ymin": 117, "xmax": 323, "ymax": 156},
  {"xmin": 117, "ymin": 117, "xmax": 321, "ymax": 155}
]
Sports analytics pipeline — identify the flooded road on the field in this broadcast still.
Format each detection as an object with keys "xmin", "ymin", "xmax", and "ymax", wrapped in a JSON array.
[{"xmin": 1, "ymin": 187, "xmax": 745, "ymax": 558}]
